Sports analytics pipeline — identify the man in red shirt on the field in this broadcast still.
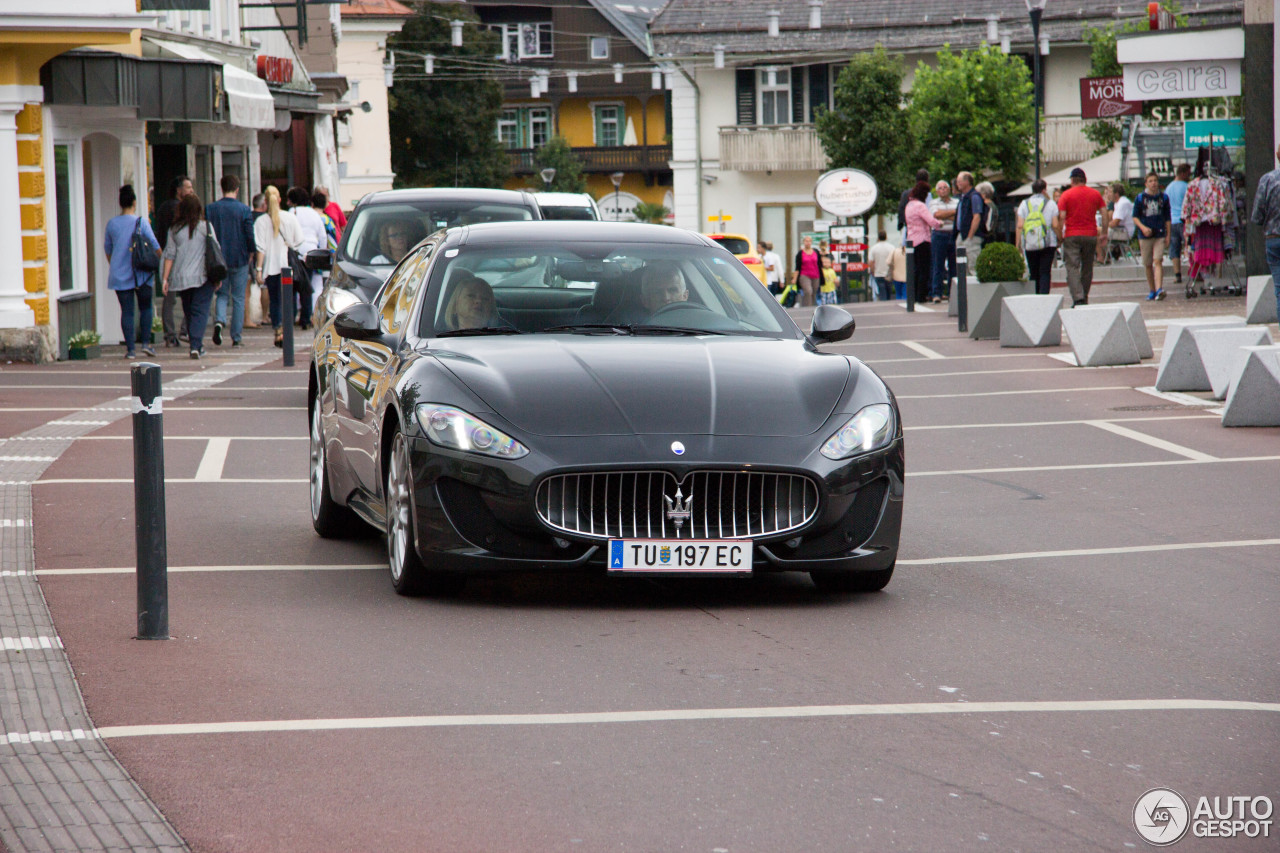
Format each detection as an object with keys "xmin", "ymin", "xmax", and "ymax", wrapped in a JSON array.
[{"xmin": 1057, "ymin": 167, "xmax": 1106, "ymax": 306}]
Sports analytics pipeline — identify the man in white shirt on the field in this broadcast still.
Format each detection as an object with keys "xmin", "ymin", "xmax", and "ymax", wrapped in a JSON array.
[
  {"xmin": 287, "ymin": 186, "xmax": 326, "ymax": 328},
  {"xmin": 868, "ymin": 231, "xmax": 895, "ymax": 301},
  {"xmin": 759, "ymin": 240, "xmax": 784, "ymax": 296},
  {"xmin": 927, "ymin": 181, "xmax": 959, "ymax": 302},
  {"xmin": 1107, "ymin": 184, "xmax": 1135, "ymax": 261}
]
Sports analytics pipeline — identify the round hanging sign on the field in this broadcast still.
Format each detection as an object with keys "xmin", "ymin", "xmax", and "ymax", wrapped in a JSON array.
[{"xmin": 814, "ymin": 168, "xmax": 878, "ymax": 218}]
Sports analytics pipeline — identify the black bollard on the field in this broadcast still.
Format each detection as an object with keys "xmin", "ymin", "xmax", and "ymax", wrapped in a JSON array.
[
  {"xmin": 956, "ymin": 246, "xmax": 969, "ymax": 333},
  {"xmin": 904, "ymin": 240, "xmax": 915, "ymax": 313},
  {"xmin": 131, "ymin": 363, "xmax": 168, "ymax": 640},
  {"xmin": 281, "ymin": 267, "xmax": 295, "ymax": 367}
]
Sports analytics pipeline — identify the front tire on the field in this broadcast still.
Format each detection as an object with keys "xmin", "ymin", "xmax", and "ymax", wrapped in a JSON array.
[
  {"xmin": 310, "ymin": 400, "xmax": 362, "ymax": 538},
  {"xmin": 810, "ymin": 563, "xmax": 894, "ymax": 594},
  {"xmin": 385, "ymin": 432, "xmax": 464, "ymax": 597}
]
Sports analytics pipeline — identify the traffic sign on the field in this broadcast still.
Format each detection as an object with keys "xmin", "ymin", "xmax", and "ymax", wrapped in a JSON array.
[
  {"xmin": 844, "ymin": 262, "xmax": 870, "ymax": 272},
  {"xmin": 831, "ymin": 243, "xmax": 866, "ymax": 253},
  {"xmin": 707, "ymin": 214, "xmax": 733, "ymax": 222}
]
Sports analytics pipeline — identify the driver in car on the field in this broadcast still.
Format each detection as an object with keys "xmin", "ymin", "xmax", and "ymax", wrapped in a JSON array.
[{"xmin": 640, "ymin": 262, "xmax": 688, "ymax": 316}]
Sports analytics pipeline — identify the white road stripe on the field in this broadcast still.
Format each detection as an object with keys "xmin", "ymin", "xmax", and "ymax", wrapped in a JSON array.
[
  {"xmin": 896, "ymin": 386, "xmax": 1130, "ymax": 399},
  {"xmin": 0, "ymin": 455, "xmax": 56, "ymax": 461},
  {"xmin": 898, "ymin": 537, "xmax": 1280, "ymax": 566},
  {"xmin": 911, "ymin": 455, "xmax": 1280, "ymax": 477},
  {"xmin": 33, "ymin": 478, "xmax": 307, "ymax": 485},
  {"xmin": 66, "ymin": 435, "xmax": 307, "ymax": 441},
  {"xmin": 900, "ymin": 340, "xmax": 947, "ymax": 360},
  {"xmin": 1085, "ymin": 420, "xmax": 1217, "ymax": 462},
  {"xmin": 37, "ymin": 564, "xmax": 383, "ymax": 576},
  {"xmin": 909, "ymin": 304, "xmax": 936, "ymax": 313},
  {"xmin": 882, "ymin": 365, "xmax": 1144, "ymax": 379},
  {"xmin": 0, "ymin": 520, "xmax": 27, "ymax": 527},
  {"xmin": 1, "ymin": 636, "xmax": 63, "ymax": 651},
  {"xmin": 905, "ymin": 414, "xmax": 1218, "ymax": 431},
  {"xmin": 193, "ymin": 437, "xmax": 232, "ymax": 482},
  {"xmin": 1134, "ymin": 386, "xmax": 1219, "ymax": 408},
  {"xmin": 87, "ymin": 698, "xmax": 1280, "ymax": 740}
]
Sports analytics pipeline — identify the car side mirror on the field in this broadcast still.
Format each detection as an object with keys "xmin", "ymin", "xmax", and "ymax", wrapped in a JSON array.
[
  {"xmin": 810, "ymin": 304, "xmax": 855, "ymax": 343},
  {"xmin": 305, "ymin": 248, "xmax": 333, "ymax": 272},
  {"xmin": 333, "ymin": 302, "xmax": 382, "ymax": 340}
]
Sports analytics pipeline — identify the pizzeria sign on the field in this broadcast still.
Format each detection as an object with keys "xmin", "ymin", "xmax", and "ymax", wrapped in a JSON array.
[{"xmin": 1079, "ymin": 76, "xmax": 1142, "ymax": 119}]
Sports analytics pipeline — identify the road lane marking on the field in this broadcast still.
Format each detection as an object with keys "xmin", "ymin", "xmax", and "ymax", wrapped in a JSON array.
[
  {"xmin": 900, "ymin": 341, "xmax": 947, "ymax": 360},
  {"xmin": 911, "ymin": 455, "xmax": 1280, "ymax": 477},
  {"xmin": 33, "ymin": 478, "xmax": 307, "ymax": 485},
  {"xmin": 37, "ymin": 564, "xmax": 383, "ymax": 576},
  {"xmin": 2, "ymin": 636, "xmax": 63, "ymax": 650},
  {"xmin": 0, "ymin": 455, "xmax": 57, "ymax": 461},
  {"xmin": 898, "ymin": 537, "xmax": 1280, "ymax": 566},
  {"xmin": 905, "ymin": 415, "xmax": 1218, "ymax": 430},
  {"xmin": 1085, "ymin": 420, "xmax": 1217, "ymax": 462},
  {"xmin": 896, "ymin": 386, "xmax": 1130, "ymax": 399},
  {"xmin": 193, "ymin": 437, "xmax": 232, "ymax": 481},
  {"xmin": 1134, "ymin": 386, "xmax": 1219, "ymax": 408},
  {"xmin": 78, "ymin": 699, "xmax": 1280, "ymax": 740}
]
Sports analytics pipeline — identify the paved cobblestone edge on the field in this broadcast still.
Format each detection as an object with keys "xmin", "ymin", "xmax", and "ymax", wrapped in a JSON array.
[{"xmin": 0, "ymin": 356, "xmax": 279, "ymax": 853}]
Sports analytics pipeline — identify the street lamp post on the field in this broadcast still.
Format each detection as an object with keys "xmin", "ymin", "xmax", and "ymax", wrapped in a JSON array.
[
  {"xmin": 540, "ymin": 168, "xmax": 556, "ymax": 191},
  {"xmin": 1026, "ymin": 0, "xmax": 1048, "ymax": 181},
  {"xmin": 610, "ymin": 171, "xmax": 625, "ymax": 221}
]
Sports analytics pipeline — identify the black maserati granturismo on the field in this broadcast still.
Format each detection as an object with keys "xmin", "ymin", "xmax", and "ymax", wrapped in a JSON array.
[{"xmin": 308, "ymin": 222, "xmax": 903, "ymax": 595}]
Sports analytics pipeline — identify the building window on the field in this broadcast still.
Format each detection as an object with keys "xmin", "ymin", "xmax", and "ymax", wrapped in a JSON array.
[
  {"xmin": 497, "ymin": 106, "xmax": 552, "ymax": 148},
  {"xmin": 53, "ymin": 144, "xmax": 75, "ymax": 292},
  {"xmin": 493, "ymin": 23, "xmax": 552, "ymax": 61},
  {"xmin": 589, "ymin": 36, "xmax": 609, "ymax": 60},
  {"xmin": 594, "ymin": 105, "xmax": 621, "ymax": 147},
  {"xmin": 758, "ymin": 68, "xmax": 791, "ymax": 126}
]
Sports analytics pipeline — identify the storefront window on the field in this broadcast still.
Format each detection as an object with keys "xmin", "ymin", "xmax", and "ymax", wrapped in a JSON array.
[{"xmin": 54, "ymin": 144, "xmax": 75, "ymax": 292}]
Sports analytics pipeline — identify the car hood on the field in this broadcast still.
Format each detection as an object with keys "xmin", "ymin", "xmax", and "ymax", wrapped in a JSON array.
[{"xmin": 428, "ymin": 336, "xmax": 851, "ymax": 437}]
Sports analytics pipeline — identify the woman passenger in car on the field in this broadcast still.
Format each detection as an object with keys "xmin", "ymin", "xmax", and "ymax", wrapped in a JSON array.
[
  {"xmin": 370, "ymin": 220, "xmax": 423, "ymax": 265},
  {"xmin": 442, "ymin": 275, "xmax": 500, "ymax": 330}
]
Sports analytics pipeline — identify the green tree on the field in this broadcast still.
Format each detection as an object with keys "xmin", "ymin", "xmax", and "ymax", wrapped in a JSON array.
[
  {"xmin": 631, "ymin": 202, "xmax": 670, "ymax": 224},
  {"xmin": 815, "ymin": 46, "xmax": 913, "ymax": 218},
  {"xmin": 388, "ymin": 4, "xmax": 510, "ymax": 189},
  {"xmin": 906, "ymin": 45, "xmax": 1035, "ymax": 183},
  {"xmin": 526, "ymin": 136, "xmax": 587, "ymax": 193}
]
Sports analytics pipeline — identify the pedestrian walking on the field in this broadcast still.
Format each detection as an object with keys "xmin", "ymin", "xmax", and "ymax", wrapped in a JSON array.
[
  {"xmin": 954, "ymin": 171, "xmax": 987, "ymax": 266},
  {"xmin": 288, "ymin": 186, "xmax": 326, "ymax": 330},
  {"xmin": 249, "ymin": 192, "xmax": 267, "ymax": 328},
  {"xmin": 1165, "ymin": 162, "xmax": 1191, "ymax": 285},
  {"xmin": 156, "ymin": 175, "xmax": 193, "ymax": 347},
  {"xmin": 904, "ymin": 182, "xmax": 944, "ymax": 303},
  {"xmin": 868, "ymin": 231, "xmax": 894, "ymax": 301},
  {"xmin": 160, "ymin": 194, "xmax": 219, "ymax": 359},
  {"xmin": 1251, "ymin": 143, "xmax": 1280, "ymax": 324},
  {"xmin": 1132, "ymin": 172, "xmax": 1172, "ymax": 301},
  {"xmin": 888, "ymin": 242, "xmax": 908, "ymax": 300},
  {"xmin": 818, "ymin": 253, "xmax": 839, "ymax": 305},
  {"xmin": 927, "ymin": 180, "xmax": 958, "ymax": 302},
  {"xmin": 791, "ymin": 235, "xmax": 822, "ymax": 307},
  {"xmin": 1016, "ymin": 179, "xmax": 1059, "ymax": 296},
  {"xmin": 204, "ymin": 174, "xmax": 256, "ymax": 347},
  {"xmin": 253, "ymin": 185, "xmax": 305, "ymax": 347},
  {"xmin": 1057, "ymin": 167, "xmax": 1106, "ymax": 306},
  {"xmin": 103, "ymin": 184, "xmax": 159, "ymax": 358}
]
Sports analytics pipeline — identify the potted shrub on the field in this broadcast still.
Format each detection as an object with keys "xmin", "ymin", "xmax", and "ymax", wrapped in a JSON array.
[
  {"xmin": 67, "ymin": 329, "xmax": 102, "ymax": 360},
  {"xmin": 967, "ymin": 241, "xmax": 1033, "ymax": 340},
  {"xmin": 151, "ymin": 315, "xmax": 163, "ymax": 345}
]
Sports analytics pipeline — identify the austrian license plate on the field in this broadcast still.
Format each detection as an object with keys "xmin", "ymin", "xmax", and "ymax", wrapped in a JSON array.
[{"xmin": 607, "ymin": 539, "xmax": 752, "ymax": 575}]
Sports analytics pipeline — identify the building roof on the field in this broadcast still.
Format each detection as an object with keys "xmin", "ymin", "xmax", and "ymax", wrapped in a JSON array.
[
  {"xmin": 341, "ymin": 0, "xmax": 415, "ymax": 19},
  {"xmin": 587, "ymin": 0, "xmax": 668, "ymax": 56},
  {"xmin": 650, "ymin": 0, "xmax": 1242, "ymax": 58}
]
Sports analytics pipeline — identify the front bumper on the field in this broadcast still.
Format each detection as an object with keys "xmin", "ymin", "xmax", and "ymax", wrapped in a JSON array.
[{"xmin": 407, "ymin": 432, "xmax": 904, "ymax": 575}]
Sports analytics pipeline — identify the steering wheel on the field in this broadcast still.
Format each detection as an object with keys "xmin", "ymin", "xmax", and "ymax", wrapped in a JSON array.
[{"xmin": 647, "ymin": 301, "xmax": 709, "ymax": 321}]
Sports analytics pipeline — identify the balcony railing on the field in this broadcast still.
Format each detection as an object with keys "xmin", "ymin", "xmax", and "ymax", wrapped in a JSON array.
[
  {"xmin": 1042, "ymin": 117, "xmax": 1096, "ymax": 165},
  {"xmin": 719, "ymin": 125, "xmax": 828, "ymax": 172},
  {"xmin": 507, "ymin": 145, "xmax": 672, "ymax": 175}
]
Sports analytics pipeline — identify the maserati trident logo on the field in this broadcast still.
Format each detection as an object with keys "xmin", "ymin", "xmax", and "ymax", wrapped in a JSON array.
[{"xmin": 664, "ymin": 487, "xmax": 693, "ymax": 537}]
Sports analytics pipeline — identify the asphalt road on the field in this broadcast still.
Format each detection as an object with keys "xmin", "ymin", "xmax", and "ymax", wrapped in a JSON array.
[{"xmin": 14, "ymin": 287, "xmax": 1280, "ymax": 852}]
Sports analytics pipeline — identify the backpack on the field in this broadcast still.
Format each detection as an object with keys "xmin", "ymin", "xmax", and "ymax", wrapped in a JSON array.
[{"xmin": 1023, "ymin": 196, "xmax": 1049, "ymax": 252}]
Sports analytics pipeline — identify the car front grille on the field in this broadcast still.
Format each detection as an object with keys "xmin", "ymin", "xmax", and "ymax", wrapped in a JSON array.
[{"xmin": 535, "ymin": 470, "xmax": 820, "ymax": 540}]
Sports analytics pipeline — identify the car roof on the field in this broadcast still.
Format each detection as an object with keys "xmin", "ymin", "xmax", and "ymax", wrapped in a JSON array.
[
  {"xmin": 355, "ymin": 187, "xmax": 538, "ymax": 207},
  {"xmin": 448, "ymin": 221, "xmax": 717, "ymax": 246},
  {"xmin": 534, "ymin": 192, "xmax": 596, "ymax": 207}
]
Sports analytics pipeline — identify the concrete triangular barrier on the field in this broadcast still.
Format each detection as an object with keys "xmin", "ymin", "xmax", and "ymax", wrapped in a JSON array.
[
  {"xmin": 1000, "ymin": 294, "xmax": 1065, "ymax": 347},
  {"xmin": 1154, "ymin": 316, "xmax": 1246, "ymax": 391},
  {"xmin": 1192, "ymin": 326, "xmax": 1276, "ymax": 398},
  {"xmin": 1246, "ymin": 275, "xmax": 1277, "ymax": 325},
  {"xmin": 1113, "ymin": 301, "xmax": 1153, "ymax": 359},
  {"xmin": 1222, "ymin": 344, "xmax": 1280, "ymax": 427},
  {"xmin": 968, "ymin": 281, "xmax": 1034, "ymax": 340},
  {"xmin": 1059, "ymin": 304, "xmax": 1140, "ymax": 366}
]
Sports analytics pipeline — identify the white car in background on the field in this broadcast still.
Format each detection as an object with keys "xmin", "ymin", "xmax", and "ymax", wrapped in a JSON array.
[{"xmin": 534, "ymin": 192, "xmax": 601, "ymax": 221}]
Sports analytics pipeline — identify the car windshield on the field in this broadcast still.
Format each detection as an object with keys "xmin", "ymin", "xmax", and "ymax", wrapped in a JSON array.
[
  {"xmin": 421, "ymin": 241, "xmax": 797, "ymax": 338},
  {"xmin": 540, "ymin": 205, "xmax": 597, "ymax": 221},
  {"xmin": 341, "ymin": 200, "xmax": 534, "ymax": 266},
  {"xmin": 709, "ymin": 236, "xmax": 751, "ymax": 255}
]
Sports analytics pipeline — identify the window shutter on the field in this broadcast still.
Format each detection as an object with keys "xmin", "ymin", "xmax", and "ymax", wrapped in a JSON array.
[
  {"xmin": 792, "ymin": 66, "xmax": 805, "ymax": 124},
  {"xmin": 808, "ymin": 65, "xmax": 829, "ymax": 121},
  {"xmin": 735, "ymin": 68, "xmax": 755, "ymax": 126}
]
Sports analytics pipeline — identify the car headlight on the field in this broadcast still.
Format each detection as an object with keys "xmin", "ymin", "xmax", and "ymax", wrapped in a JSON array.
[
  {"xmin": 416, "ymin": 404, "xmax": 529, "ymax": 459},
  {"xmin": 820, "ymin": 404, "xmax": 894, "ymax": 460}
]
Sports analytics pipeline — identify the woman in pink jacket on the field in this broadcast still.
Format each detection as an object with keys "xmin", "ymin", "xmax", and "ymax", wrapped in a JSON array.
[{"xmin": 904, "ymin": 182, "xmax": 944, "ymax": 303}]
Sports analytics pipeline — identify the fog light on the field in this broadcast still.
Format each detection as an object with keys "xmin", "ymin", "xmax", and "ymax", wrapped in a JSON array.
[
  {"xmin": 786, "ymin": 537, "xmax": 802, "ymax": 548},
  {"xmin": 554, "ymin": 537, "xmax": 570, "ymax": 549}
]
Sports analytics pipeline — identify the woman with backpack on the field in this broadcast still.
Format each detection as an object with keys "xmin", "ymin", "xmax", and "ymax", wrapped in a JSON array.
[
  {"xmin": 103, "ymin": 184, "xmax": 160, "ymax": 358},
  {"xmin": 1016, "ymin": 179, "xmax": 1060, "ymax": 296},
  {"xmin": 161, "ymin": 194, "xmax": 219, "ymax": 359}
]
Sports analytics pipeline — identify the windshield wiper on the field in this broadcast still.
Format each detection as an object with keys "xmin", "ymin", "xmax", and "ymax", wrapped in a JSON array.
[
  {"xmin": 540, "ymin": 323, "xmax": 633, "ymax": 335},
  {"xmin": 435, "ymin": 326, "xmax": 524, "ymax": 337},
  {"xmin": 628, "ymin": 325, "xmax": 727, "ymax": 336}
]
